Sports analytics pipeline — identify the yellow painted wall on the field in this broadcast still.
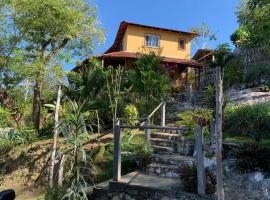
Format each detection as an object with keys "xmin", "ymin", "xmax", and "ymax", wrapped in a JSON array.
[{"xmin": 122, "ymin": 25, "xmax": 194, "ymax": 59}]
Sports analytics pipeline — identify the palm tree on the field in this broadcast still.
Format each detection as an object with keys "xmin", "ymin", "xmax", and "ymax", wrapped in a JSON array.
[{"xmin": 209, "ymin": 44, "xmax": 234, "ymax": 200}]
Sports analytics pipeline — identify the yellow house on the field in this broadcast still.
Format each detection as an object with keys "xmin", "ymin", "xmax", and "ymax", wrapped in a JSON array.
[{"xmin": 75, "ymin": 21, "xmax": 203, "ymax": 89}]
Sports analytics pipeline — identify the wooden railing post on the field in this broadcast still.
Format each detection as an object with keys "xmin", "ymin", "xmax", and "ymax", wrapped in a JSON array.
[
  {"xmin": 113, "ymin": 120, "xmax": 121, "ymax": 181},
  {"xmin": 161, "ymin": 102, "xmax": 166, "ymax": 128},
  {"xmin": 144, "ymin": 117, "xmax": 151, "ymax": 141},
  {"xmin": 196, "ymin": 126, "xmax": 206, "ymax": 195}
]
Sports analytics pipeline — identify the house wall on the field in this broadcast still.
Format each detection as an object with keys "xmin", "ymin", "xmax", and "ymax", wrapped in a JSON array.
[{"xmin": 122, "ymin": 25, "xmax": 194, "ymax": 59}]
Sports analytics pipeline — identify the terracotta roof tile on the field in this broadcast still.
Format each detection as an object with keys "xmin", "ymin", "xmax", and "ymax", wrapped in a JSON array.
[{"xmin": 101, "ymin": 51, "xmax": 202, "ymax": 67}]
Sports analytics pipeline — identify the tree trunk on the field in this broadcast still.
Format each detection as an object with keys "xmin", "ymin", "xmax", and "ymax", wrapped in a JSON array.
[
  {"xmin": 24, "ymin": 79, "xmax": 30, "ymax": 102},
  {"xmin": 0, "ymin": 88, "xmax": 25, "ymax": 127},
  {"xmin": 32, "ymin": 79, "xmax": 42, "ymax": 130},
  {"xmin": 48, "ymin": 85, "xmax": 62, "ymax": 188},
  {"xmin": 215, "ymin": 66, "xmax": 224, "ymax": 200}
]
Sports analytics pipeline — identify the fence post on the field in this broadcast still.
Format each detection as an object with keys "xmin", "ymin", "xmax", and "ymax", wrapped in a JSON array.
[
  {"xmin": 144, "ymin": 117, "xmax": 151, "ymax": 142},
  {"xmin": 187, "ymin": 84, "xmax": 193, "ymax": 103},
  {"xmin": 113, "ymin": 120, "xmax": 121, "ymax": 181},
  {"xmin": 161, "ymin": 102, "xmax": 166, "ymax": 131},
  {"xmin": 196, "ymin": 126, "xmax": 206, "ymax": 195}
]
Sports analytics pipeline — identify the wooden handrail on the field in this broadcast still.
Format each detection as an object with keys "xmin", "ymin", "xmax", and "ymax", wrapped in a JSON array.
[
  {"xmin": 119, "ymin": 124, "xmax": 189, "ymax": 130},
  {"xmin": 148, "ymin": 102, "xmax": 165, "ymax": 118},
  {"xmin": 113, "ymin": 101, "xmax": 169, "ymax": 182}
]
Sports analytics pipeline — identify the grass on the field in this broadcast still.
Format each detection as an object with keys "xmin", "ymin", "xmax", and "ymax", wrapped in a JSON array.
[{"xmin": 224, "ymin": 134, "xmax": 270, "ymax": 148}]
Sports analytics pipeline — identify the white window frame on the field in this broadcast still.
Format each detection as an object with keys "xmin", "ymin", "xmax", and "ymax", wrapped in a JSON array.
[{"xmin": 145, "ymin": 34, "xmax": 160, "ymax": 48}]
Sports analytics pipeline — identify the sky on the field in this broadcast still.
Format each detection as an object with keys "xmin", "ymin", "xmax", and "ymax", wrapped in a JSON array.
[{"xmin": 66, "ymin": 0, "xmax": 240, "ymax": 70}]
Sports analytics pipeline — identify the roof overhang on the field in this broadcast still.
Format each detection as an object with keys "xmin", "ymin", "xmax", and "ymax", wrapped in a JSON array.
[
  {"xmin": 73, "ymin": 51, "xmax": 203, "ymax": 71},
  {"xmin": 193, "ymin": 49, "xmax": 215, "ymax": 62}
]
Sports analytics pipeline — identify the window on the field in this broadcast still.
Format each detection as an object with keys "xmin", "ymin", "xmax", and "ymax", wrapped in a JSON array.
[
  {"xmin": 145, "ymin": 34, "xmax": 160, "ymax": 48},
  {"xmin": 179, "ymin": 39, "xmax": 186, "ymax": 50}
]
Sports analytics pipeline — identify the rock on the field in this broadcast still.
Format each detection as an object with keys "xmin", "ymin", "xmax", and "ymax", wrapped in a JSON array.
[
  {"xmin": 160, "ymin": 196, "xmax": 170, "ymax": 200},
  {"xmin": 112, "ymin": 195, "xmax": 121, "ymax": 200},
  {"xmin": 226, "ymin": 86, "xmax": 270, "ymax": 105},
  {"xmin": 249, "ymin": 172, "xmax": 264, "ymax": 182}
]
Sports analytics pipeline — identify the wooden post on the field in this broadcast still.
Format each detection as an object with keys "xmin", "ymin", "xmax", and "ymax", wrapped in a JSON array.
[
  {"xmin": 215, "ymin": 66, "xmax": 224, "ymax": 200},
  {"xmin": 161, "ymin": 102, "xmax": 166, "ymax": 132},
  {"xmin": 113, "ymin": 121, "xmax": 121, "ymax": 181},
  {"xmin": 101, "ymin": 59, "xmax": 104, "ymax": 68},
  {"xmin": 196, "ymin": 126, "xmax": 206, "ymax": 195},
  {"xmin": 48, "ymin": 85, "xmax": 62, "ymax": 188},
  {"xmin": 58, "ymin": 154, "xmax": 65, "ymax": 187},
  {"xmin": 187, "ymin": 84, "xmax": 193, "ymax": 103},
  {"xmin": 144, "ymin": 117, "xmax": 151, "ymax": 141}
]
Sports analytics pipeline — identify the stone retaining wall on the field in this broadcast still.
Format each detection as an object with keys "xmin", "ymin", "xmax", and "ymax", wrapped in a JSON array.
[{"xmin": 92, "ymin": 187, "xmax": 213, "ymax": 200}]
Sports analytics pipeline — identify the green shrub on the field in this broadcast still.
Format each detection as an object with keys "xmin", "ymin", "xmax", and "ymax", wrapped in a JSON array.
[
  {"xmin": 45, "ymin": 187, "xmax": 66, "ymax": 200},
  {"xmin": 123, "ymin": 104, "xmax": 139, "ymax": 125},
  {"xmin": 224, "ymin": 103, "xmax": 270, "ymax": 141},
  {"xmin": 245, "ymin": 64, "xmax": 270, "ymax": 86},
  {"xmin": 0, "ymin": 128, "xmax": 37, "ymax": 151},
  {"xmin": 180, "ymin": 164, "xmax": 216, "ymax": 194},
  {"xmin": 235, "ymin": 142, "xmax": 270, "ymax": 173},
  {"xmin": 0, "ymin": 107, "xmax": 15, "ymax": 127},
  {"xmin": 203, "ymin": 84, "xmax": 216, "ymax": 108},
  {"xmin": 175, "ymin": 108, "xmax": 213, "ymax": 136},
  {"xmin": 223, "ymin": 57, "xmax": 245, "ymax": 89},
  {"xmin": 129, "ymin": 52, "xmax": 170, "ymax": 116}
]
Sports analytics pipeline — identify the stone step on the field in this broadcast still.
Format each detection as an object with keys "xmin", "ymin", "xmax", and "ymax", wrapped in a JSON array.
[
  {"xmin": 151, "ymin": 132, "xmax": 180, "ymax": 140},
  {"xmin": 152, "ymin": 154, "xmax": 195, "ymax": 166},
  {"xmin": 150, "ymin": 138, "xmax": 175, "ymax": 147},
  {"xmin": 151, "ymin": 145, "xmax": 174, "ymax": 154},
  {"xmin": 175, "ymin": 139, "xmax": 195, "ymax": 156},
  {"xmin": 146, "ymin": 163, "xmax": 180, "ymax": 178}
]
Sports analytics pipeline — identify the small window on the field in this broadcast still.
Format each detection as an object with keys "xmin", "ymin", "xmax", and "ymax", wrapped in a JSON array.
[
  {"xmin": 179, "ymin": 39, "xmax": 186, "ymax": 50},
  {"xmin": 145, "ymin": 34, "xmax": 160, "ymax": 48}
]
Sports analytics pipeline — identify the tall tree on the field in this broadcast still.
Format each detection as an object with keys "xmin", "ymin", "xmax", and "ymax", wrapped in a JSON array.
[
  {"xmin": 190, "ymin": 22, "xmax": 217, "ymax": 50},
  {"xmin": 0, "ymin": 3, "xmax": 27, "ymax": 126},
  {"xmin": 209, "ymin": 44, "xmax": 234, "ymax": 200},
  {"xmin": 5, "ymin": 0, "xmax": 104, "ymax": 130},
  {"xmin": 236, "ymin": 0, "xmax": 270, "ymax": 48}
]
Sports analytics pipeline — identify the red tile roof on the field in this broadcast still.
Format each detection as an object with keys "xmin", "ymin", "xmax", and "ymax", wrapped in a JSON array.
[
  {"xmin": 72, "ymin": 51, "xmax": 202, "ymax": 71},
  {"xmin": 105, "ymin": 21, "xmax": 198, "ymax": 54}
]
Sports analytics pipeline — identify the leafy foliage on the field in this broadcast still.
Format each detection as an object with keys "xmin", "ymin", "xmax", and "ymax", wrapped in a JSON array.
[
  {"xmin": 129, "ymin": 52, "xmax": 169, "ymax": 115},
  {"xmin": 223, "ymin": 57, "xmax": 245, "ymax": 88},
  {"xmin": 203, "ymin": 84, "xmax": 216, "ymax": 108},
  {"xmin": 0, "ymin": 107, "xmax": 15, "ymax": 127},
  {"xmin": 224, "ymin": 103, "xmax": 270, "ymax": 141},
  {"xmin": 235, "ymin": 142, "xmax": 270, "ymax": 173},
  {"xmin": 123, "ymin": 104, "xmax": 139, "ymax": 125},
  {"xmin": 175, "ymin": 108, "xmax": 213, "ymax": 136},
  {"xmin": 44, "ymin": 187, "xmax": 66, "ymax": 200},
  {"xmin": 236, "ymin": 0, "xmax": 270, "ymax": 48},
  {"xmin": 0, "ymin": 128, "xmax": 37, "ymax": 152},
  {"xmin": 60, "ymin": 101, "xmax": 95, "ymax": 200},
  {"xmin": 245, "ymin": 64, "xmax": 270, "ymax": 85},
  {"xmin": 190, "ymin": 21, "xmax": 217, "ymax": 49}
]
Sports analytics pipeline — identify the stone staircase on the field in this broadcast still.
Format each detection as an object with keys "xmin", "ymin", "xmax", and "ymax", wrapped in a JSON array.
[{"xmin": 146, "ymin": 128, "xmax": 196, "ymax": 178}]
